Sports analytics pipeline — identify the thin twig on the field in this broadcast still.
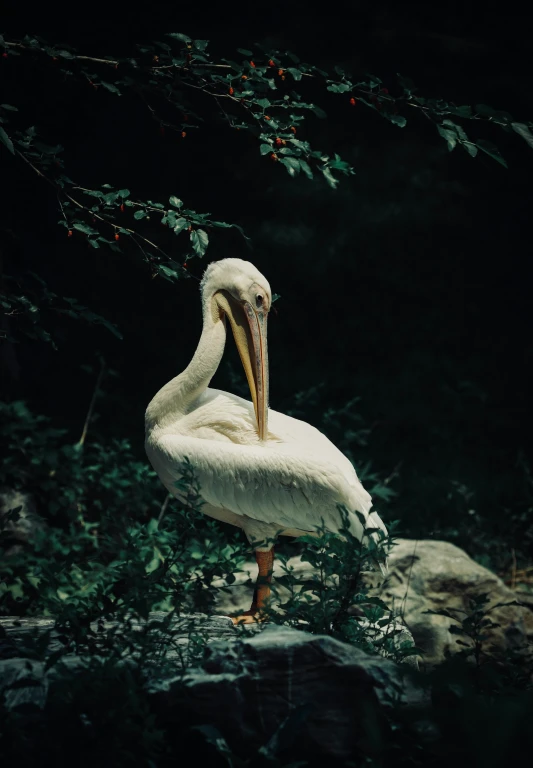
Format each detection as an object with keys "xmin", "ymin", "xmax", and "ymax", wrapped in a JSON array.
[
  {"xmin": 157, "ymin": 494, "xmax": 172, "ymax": 527},
  {"xmin": 79, "ymin": 358, "xmax": 105, "ymax": 446}
]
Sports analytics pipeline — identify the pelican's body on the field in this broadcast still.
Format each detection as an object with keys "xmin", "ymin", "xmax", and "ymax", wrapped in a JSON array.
[{"xmin": 145, "ymin": 259, "xmax": 387, "ymax": 621}]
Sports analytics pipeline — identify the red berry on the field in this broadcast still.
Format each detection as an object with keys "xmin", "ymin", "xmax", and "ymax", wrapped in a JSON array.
[
  {"xmin": 188, "ymin": 225, "xmax": 193, "ymax": 231},
  {"xmin": 250, "ymin": 61, "xmax": 256, "ymax": 68},
  {"xmin": 264, "ymin": 115, "xmax": 271, "ymax": 121},
  {"xmin": 349, "ymin": 97, "xmax": 356, "ymax": 106},
  {"xmin": 268, "ymin": 59, "xmax": 275, "ymax": 67},
  {"xmin": 2, "ymin": 53, "xmax": 7, "ymax": 59},
  {"xmin": 270, "ymin": 153, "xmax": 278, "ymax": 161},
  {"xmin": 181, "ymin": 131, "xmax": 186, "ymax": 138},
  {"xmin": 153, "ymin": 55, "xmax": 159, "ymax": 63},
  {"xmin": 183, "ymin": 262, "xmax": 187, "ymax": 269},
  {"xmin": 114, "ymin": 233, "xmax": 120, "ymax": 241},
  {"xmin": 275, "ymin": 137, "xmax": 282, "ymax": 146},
  {"xmin": 278, "ymin": 69, "xmax": 283, "ymax": 76},
  {"xmin": 67, "ymin": 229, "xmax": 73, "ymax": 237},
  {"xmin": 241, "ymin": 74, "xmax": 247, "ymax": 80},
  {"xmin": 290, "ymin": 126, "xmax": 296, "ymax": 134},
  {"xmin": 229, "ymin": 87, "xmax": 234, "ymax": 95},
  {"xmin": 120, "ymin": 203, "xmax": 125, "ymax": 213}
]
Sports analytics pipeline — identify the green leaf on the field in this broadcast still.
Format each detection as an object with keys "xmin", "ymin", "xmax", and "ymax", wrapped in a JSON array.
[
  {"xmin": 388, "ymin": 114, "xmax": 407, "ymax": 128},
  {"xmin": 287, "ymin": 67, "xmax": 302, "ymax": 81},
  {"xmin": 512, "ymin": 122, "xmax": 533, "ymax": 150},
  {"xmin": 134, "ymin": 210, "xmax": 147, "ymax": 220},
  {"xmin": 366, "ymin": 74, "xmax": 383, "ymax": 87},
  {"xmin": 326, "ymin": 82, "xmax": 351, "ymax": 93},
  {"xmin": 158, "ymin": 264, "xmax": 180, "ymax": 281},
  {"xmin": 169, "ymin": 195, "xmax": 183, "ymax": 208},
  {"xmin": 236, "ymin": 48, "xmax": 253, "ymax": 56},
  {"xmin": 173, "ymin": 217, "xmax": 189, "ymax": 234},
  {"xmin": 321, "ymin": 166, "xmax": 338, "ymax": 189},
  {"xmin": 0, "ymin": 126, "xmax": 14, "ymax": 154},
  {"xmin": 476, "ymin": 139, "xmax": 508, "ymax": 168},
  {"xmin": 312, "ymin": 106, "xmax": 327, "ymax": 119},
  {"xmin": 437, "ymin": 124, "xmax": 457, "ymax": 151},
  {"xmin": 299, "ymin": 159, "xmax": 313, "ymax": 180},
  {"xmin": 0, "ymin": 104, "xmax": 18, "ymax": 111},
  {"xmin": 117, "ymin": 189, "xmax": 130, "ymax": 198},
  {"xmin": 255, "ymin": 98, "xmax": 271, "ymax": 109},
  {"xmin": 442, "ymin": 119, "xmax": 468, "ymax": 142},
  {"xmin": 191, "ymin": 229, "xmax": 209, "ymax": 256},
  {"xmin": 280, "ymin": 157, "xmax": 301, "ymax": 177},
  {"xmin": 450, "ymin": 105, "xmax": 472, "ymax": 118},
  {"xmin": 260, "ymin": 143, "xmax": 273, "ymax": 155},
  {"xmin": 101, "ymin": 82, "xmax": 121, "ymax": 95},
  {"xmin": 463, "ymin": 143, "xmax": 478, "ymax": 157},
  {"xmin": 166, "ymin": 32, "xmax": 191, "ymax": 43},
  {"xmin": 73, "ymin": 222, "xmax": 99, "ymax": 235}
]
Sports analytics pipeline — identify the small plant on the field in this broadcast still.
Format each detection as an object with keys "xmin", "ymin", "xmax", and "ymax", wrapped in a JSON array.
[
  {"xmin": 424, "ymin": 592, "xmax": 523, "ymax": 674},
  {"xmin": 262, "ymin": 509, "xmax": 421, "ymax": 666}
]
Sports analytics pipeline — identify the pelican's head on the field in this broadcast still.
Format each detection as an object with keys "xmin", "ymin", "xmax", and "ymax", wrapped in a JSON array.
[{"xmin": 201, "ymin": 259, "xmax": 271, "ymax": 441}]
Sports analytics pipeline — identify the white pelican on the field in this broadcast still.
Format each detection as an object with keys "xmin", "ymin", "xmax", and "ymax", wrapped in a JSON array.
[{"xmin": 145, "ymin": 258, "xmax": 387, "ymax": 623}]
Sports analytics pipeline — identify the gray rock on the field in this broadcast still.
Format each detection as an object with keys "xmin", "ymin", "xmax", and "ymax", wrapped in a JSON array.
[
  {"xmin": 0, "ymin": 657, "xmax": 49, "ymax": 711},
  {"xmin": 365, "ymin": 539, "xmax": 533, "ymax": 667},
  {"xmin": 149, "ymin": 624, "xmax": 425, "ymax": 762},
  {"xmin": 0, "ymin": 613, "xmax": 239, "ymax": 712},
  {"xmin": 0, "ymin": 616, "xmax": 425, "ymax": 763},
  {"xmin": 0, "ymin": 489, "xmax": 45, "ymax": 556}
]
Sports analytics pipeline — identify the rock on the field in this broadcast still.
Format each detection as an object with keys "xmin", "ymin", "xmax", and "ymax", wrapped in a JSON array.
[
  {"xmin": 0, "ymin": 615, "xmax": 425, "ymax": 764},
  {"xmin": 0, "ymin": 657, "xmax": 49, "ymax": 711},
  {"xmin": 149, "ymin": 624, "xmax": 425, "ymax": 763},
  {"xmin": 214, "ymin": 539, "xmax": 533, "ymax": 667},
  {"xmin": 0, "ymin": 488, "xmax": 45, "ymax": 557},
  {"xmin": 366, "ymin": 539, "xmax": 533, "ymax": 667},
  {"xmin": 0, "ymin": 613, "xmax": 239, "ymax": 712}
]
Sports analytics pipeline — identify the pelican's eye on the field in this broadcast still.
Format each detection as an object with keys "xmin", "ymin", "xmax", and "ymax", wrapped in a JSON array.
[{"xmin": 255, "ymin": 293, "xmax": 264, "ymax": 308}]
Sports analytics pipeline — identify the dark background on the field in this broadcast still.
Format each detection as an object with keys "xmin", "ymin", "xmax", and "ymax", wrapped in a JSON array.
[{"xmin": 2, "ymin": 1, "xmax": 532, "ymax": 565}]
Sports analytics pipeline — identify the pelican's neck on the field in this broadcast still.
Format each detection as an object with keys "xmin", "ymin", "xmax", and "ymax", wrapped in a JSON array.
[{"xmin": 145, "ymin": 301, "xmax": 226, "ymax": 432}]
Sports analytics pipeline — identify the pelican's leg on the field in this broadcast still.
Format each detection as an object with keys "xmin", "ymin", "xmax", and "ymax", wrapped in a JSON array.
[{"xmin": 231, "ymin": 548, "xmax": 274, "ymax": 625}]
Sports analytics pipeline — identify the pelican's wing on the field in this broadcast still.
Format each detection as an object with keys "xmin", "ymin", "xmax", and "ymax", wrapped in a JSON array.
[{"xmin": 146, "ymin": 427, "xmax": 384, "ymax": 544}]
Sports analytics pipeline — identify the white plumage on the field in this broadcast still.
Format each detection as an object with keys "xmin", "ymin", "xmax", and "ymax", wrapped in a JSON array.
[{"xmin": 145, "ymin": 258, "xmax": 387, "ymax": 618}]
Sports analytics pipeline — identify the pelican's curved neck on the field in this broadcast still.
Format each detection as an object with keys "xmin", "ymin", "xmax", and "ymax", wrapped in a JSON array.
[{"xmin": 145, "ymin": 299, "xmax": 226, "ymax": 432}]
